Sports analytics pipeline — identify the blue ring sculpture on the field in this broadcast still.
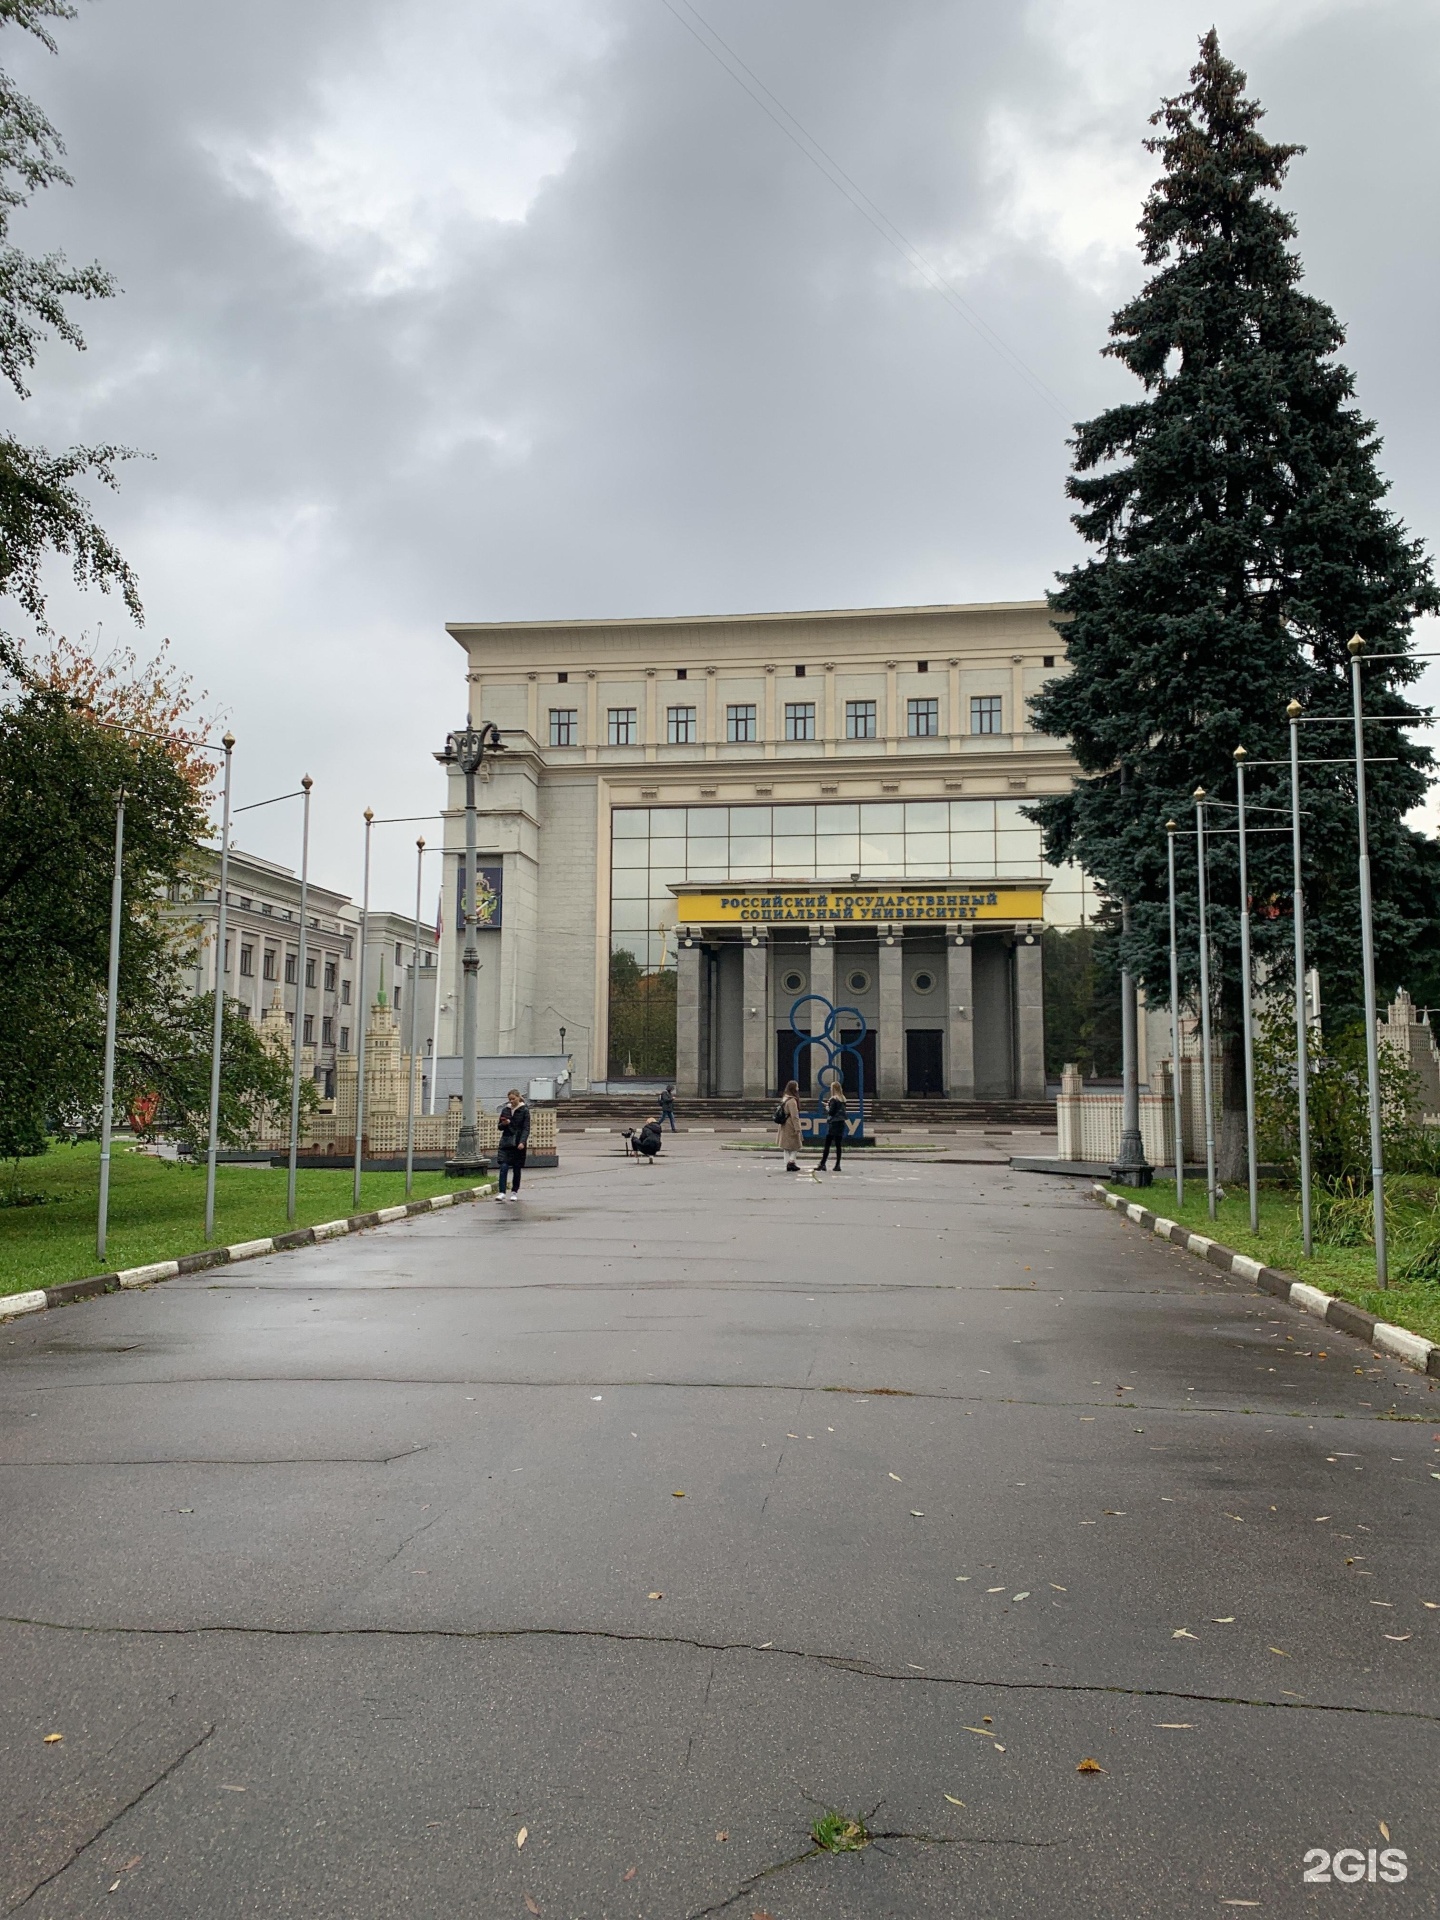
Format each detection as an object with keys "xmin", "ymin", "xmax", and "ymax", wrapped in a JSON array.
[{"xmin": 785, "ymin": 993, "xmax": 866, "ymax": 1143}]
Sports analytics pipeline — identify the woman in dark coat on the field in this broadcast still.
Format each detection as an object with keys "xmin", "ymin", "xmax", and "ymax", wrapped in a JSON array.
[
  {"xmin": 496, "ymin": 1088, "xmax": 530, "ymax": 1201},
  {"xmin": 818, "ymin": 1075, "xmax": 848, "ymax": 1172}
]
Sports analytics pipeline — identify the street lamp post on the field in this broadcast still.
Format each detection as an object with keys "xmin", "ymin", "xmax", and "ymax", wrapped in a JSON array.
[
  {"xmin": 1233, "ymin": 747, "xmax": 1260, "ymax": 1236},
  {"xmin": 1112, "ymin": 899, "xmax": 1152, "ymax": 1186},
  {"xmin": 1165, "ymin": 820, "xmax": 1184, "ymax": 1207},
  {"xmin": 1286, "ymin": 701, "xmax": 1313, "ymax": 1258},
  {"xmin": 1194, "ymin": 787, "xmax": 1219, "ymax": 1220},
  {"xmin": 203, "ymin": 731, "xmax": 236, "ymax": 1241},
  {"xmin": 96, "ymin": 791, "xmax": 126, "ymax": 1265},
  {"xmin": 286, "ymin": 775, "xmax": 313, "ymax": 1223},
  {"xmin": 434, "ymin": 719, "xmax": 503, "ymax": 1173},
  {"xmin": 352, "ymin": 809, "xmax": 374, "ymax": 1209},
  {"xmin": 1348, "ymin": 635, "xmax": 1388, "ymax": 1287},
  {"xmin": 405, "ymin": 837, "xmax": 425, "ymax": 1197}
]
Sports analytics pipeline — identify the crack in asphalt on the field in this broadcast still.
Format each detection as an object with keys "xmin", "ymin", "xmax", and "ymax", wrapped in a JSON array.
[
  {"xmin": 1, "ymin": 1616, "xmax": 1432, "ymax": 1725},
  {"xmin": 5, "ymin": 1377, "xmax": 1396, "ymax": 1418},
  {"xmin": 686, "ymin": 1826, "xmax": 1058, "ymax": 1919},
  {"xmin": 5, "ymin": 1723, "xmax": 214, "ymax": 1913}
]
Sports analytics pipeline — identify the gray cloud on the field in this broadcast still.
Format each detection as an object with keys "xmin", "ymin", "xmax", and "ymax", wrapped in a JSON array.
[{"xmin": 5, "ymin": 0, "xmax": 1437, "ymax": 901}]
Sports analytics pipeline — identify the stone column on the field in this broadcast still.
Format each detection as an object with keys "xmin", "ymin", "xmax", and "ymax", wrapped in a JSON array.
[
  {"xmin": 742, "ymin": 933, "xmax": 769, "ymax": 1098},
  {"xmin": 1014, "ymin": 929, "xmax": 1045, "ymax": 1098},
  {"xmin": 946, "ymin": 930, "xmax": 974, "ymax": 1099},
  {"xmin": 676, "ymin": 938, "xmax": 703, "ymax": 1098},
  {"xmin": 878, "ymin": 930, "xmax": 904, "ymax": 1098}
]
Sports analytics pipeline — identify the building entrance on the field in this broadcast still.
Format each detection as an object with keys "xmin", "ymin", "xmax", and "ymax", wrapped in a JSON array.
[{"xmin": 905, "ymin": 1028, "xmax": 944, "ymax": 1096}]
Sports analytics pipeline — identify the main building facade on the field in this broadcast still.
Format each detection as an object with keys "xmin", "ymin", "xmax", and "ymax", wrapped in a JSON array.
[{"xmin": 436, "ymin": 602, "xmax": 1092, "ymax": 1102}]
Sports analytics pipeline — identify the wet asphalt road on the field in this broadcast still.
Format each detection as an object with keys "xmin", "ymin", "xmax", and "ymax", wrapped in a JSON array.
[{"xmin": 2, "ymin": 1138, "xmax": 1438, "ymax": 1919}]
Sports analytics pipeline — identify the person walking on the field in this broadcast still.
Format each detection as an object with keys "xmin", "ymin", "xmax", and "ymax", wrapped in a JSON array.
[
  {"xmin": 776, "ymin": 1078, "xmax": 803, "ymax": 1172},
  {"xmin": 659, "ymin": 1085, "xmax": 677, "ymax": 1132},
  {"xmin": 496, "ymin": 1088, "xmax": 530, "ymax": 1202},
  {"xmin": 818, "ymin": 1077, "xmax": 848, "ymax": 1172}
]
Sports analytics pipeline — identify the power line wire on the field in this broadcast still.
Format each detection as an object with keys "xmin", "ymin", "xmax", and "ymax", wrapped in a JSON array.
[{"xmin": 655, "ymin": 0, "xmax": 1069, "ymax": 417}]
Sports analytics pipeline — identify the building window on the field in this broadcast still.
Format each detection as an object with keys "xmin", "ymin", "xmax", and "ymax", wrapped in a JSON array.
[
  {"xmin": 394, "ymin": 984, "xmax": 401, "ymax": 1012},
  {"xmin": 395, "ymin": 942, "xmax": 402, "ymax": 965},
  {"xmin": 667, "ymin": 704, "xmax": 697, "ymax": 744},
  {"xmin": 262, "ymin": 949, "xmax": 277, "ymax": 981},
  {"xmin": 341, "ymin": 979, "xmax": 351, "ymax": 1004},
  {"xmin": 223, "ymin": 938, "xmax": 231, "ymax": 972},
  {"xmin": 239, "ymin": 944, "xmax": 254, "ymax": 977},
  {"xmin": 322, "ymin": 1015, "xmax": 334, "ymax": 1045},
  {"xmin": 917, "ymin": 660, "xmax": 929, "ymax": 673},
  {"xmin": 726, "ymin": 703, "xmax": 757, "ymax": 743},
  {"xmin": 302, "ymin": 1014, "xmax": 315, "ymax": 1044},
  {"xmin": 971, "ymin": 694, "xmax": 1004, "ymax": 734},
  {"xmin": 1043, "ymin": 654, "xmax": 1055, "ymax": 667},
  {"xmin": 324, "ymin": 960, "xmax": 337, "ymax": 993},
  {"xmin": 676, "ymin": 667, "xmax": 688, "ymax": 680},
  {"xmin": 795, "ymin": 664, "xmax": 806, "ymax": 678},
  {"xmin": 608, "ymin": 707, "xmax": 637, "ymax": 746},
  {"xmin": 238, "ymin": 1003, "xmax": 252, "ymax": 1023},
  {"xmin": 784, "ymin": 701, "xmax": 815, "ymax": 741},
  {"xmin": 550, "ymin": 707, "xmax": 578, "ymax": 747},
  {"xmin": 845, "ymin": 699, "xmax": 877, "ymax": 740},
  {"xmin": 908, "ymin": 697, "xmax": 939, "ymax": 738},
  {"xmin": 557, "ymin": 671, "xmax": 568, "ymax": 683},
  {"xmin": 305, "ymin": 956, "xmax": 317, "ymax": 988},
  {"xmin": 340, "ymin": 1025, "xmax": 350, "ymax": 1052},
  {"xmin": 284, "ymin": 952, "xmax": 297, "ymax": 985}
]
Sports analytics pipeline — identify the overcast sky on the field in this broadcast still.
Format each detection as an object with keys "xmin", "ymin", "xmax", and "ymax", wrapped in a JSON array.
[{"xmin": 9, "ymin": 0, "xmax": 1439, "ymax": 907}]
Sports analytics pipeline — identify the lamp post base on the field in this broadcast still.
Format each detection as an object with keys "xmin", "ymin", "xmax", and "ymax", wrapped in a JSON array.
[
  {"xmin": 445, "ymin": 1156, "xmax": 491, "ymax": 1179},
  {"xmin": 1111, "ymin": 1127, "xmax": 1153, "ymax": 1188}
]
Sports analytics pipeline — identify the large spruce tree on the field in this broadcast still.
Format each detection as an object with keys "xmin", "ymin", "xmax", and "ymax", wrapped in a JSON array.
[{"xmin": 1029, "ymin": 31, "xmax": 1439, "ymax": 1176}]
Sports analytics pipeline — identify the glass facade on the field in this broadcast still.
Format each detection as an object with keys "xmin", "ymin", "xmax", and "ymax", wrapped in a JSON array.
[{"xmin": 608, "ymin": 799, "xmax": 1095, "ymax": 970}]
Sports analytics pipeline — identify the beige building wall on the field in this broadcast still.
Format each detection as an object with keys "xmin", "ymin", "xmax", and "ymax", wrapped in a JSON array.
[{"xmin": 438, "ymin": 601, "xmax": 1089, "ymax": 1095}]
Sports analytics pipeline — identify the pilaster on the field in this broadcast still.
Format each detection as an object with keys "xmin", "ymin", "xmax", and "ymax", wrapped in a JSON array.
[
  {"xmin": 808, "ymin": 928, "xmax": 835, "ymax": 1015},
  {"xmin": 946, "ymin": 930, "xmax": 974, "ymax": 1100},
  {"xmin": 742, "ymin": 934, "xmax": 769, "ymax": 1098},
  {"xmin": 1014, "ymin": 930, "xmax": 1045, "ymax": 1098},
  {"xmin": 676, "ymin": 939, "xmax": 702, "ymax": 1098},
  {"xmin": 878, "ymin": 930, "xmax": 904, "ymax": 1098}
]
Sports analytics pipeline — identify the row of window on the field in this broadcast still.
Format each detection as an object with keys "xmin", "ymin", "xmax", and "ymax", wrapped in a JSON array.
[{"xmin": 552, "ymin": 696, "xmax": 1005, "ymax": 748}]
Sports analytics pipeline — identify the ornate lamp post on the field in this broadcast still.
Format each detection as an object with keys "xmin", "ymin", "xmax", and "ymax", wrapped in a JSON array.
[{"xmin": 434, "ymin": 718, "xmax": 503, "ymax": 1170}]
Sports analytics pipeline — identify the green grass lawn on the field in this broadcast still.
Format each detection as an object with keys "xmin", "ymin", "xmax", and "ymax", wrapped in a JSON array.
[
  {"xmin": 0, "ymin": 1141, "xmax": 467, "ymax": 1296},
  {"xmin": 1108, "ymin": 1176, "xmax": 1440, "ymax": 1347}
]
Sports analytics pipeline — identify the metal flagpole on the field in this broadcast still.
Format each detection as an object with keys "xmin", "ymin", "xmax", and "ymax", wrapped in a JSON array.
[
  {"xmin": 203, "ymin": 731, "xmax": 236, "ymax": 1241},
  {"xmin": 1348, "ymin": 636, "xmax": 1388, "ymax": 1287},
  {"xmin": 1166, "ymin": 820, "xmax": 1184, "ymax": 1207},
  {"xmin": 1287, "ymin": 700, "xmax": 1313, "ymax": 1257},
  {"xmin": 1233, "ymin": 747, "xmax": 1260, "ymax": 1236},
  {"xmin": 405, "ymin": 838, "xmax": 425, "ymax": 1197},
  {"xmin": 1194, "ymin": 788, "xmax": 1218, "ymax": 1221},
  {"xmin": 426, "ymin": 875, "xmax": 443, "ymax": 1114},
  {"xmin": 352, "ymin": 809, "xmax": 373, "ymax": 1209},
  {"xmin": 96, "ymin": 791, "xmax": 126, "ymax": 1264},
  {"xmin": 286, "ymin": 775, "xmax": 313, "ymax": 1224}
]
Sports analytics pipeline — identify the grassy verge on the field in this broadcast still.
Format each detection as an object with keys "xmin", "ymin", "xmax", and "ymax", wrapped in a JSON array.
[
  {"xmin": 0, "ymin": 1141, "xmax": 464, "ymax": 1296},
  {"xmin": 1109, "ymin": 1177, "xmax": 1440, "ymax": 1347}
]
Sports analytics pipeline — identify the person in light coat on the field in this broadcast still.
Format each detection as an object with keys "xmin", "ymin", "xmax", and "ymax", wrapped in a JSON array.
[{"xmin": 776, "ymin": 1078, "xmax": 803, "ymax": 1172}]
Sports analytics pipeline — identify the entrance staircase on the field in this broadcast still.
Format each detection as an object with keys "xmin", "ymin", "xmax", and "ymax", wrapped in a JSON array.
[{"xmin": 555, "ymin": 1093, "xmax": 1055, "ymax": 1128}]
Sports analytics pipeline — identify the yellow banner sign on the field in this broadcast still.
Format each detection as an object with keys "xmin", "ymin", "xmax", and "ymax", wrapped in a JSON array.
[{"xmin": 674, "ymin": 887, "xmax": 1045, "ymax": 925}]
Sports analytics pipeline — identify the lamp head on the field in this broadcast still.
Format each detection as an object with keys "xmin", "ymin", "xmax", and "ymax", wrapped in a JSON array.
[
  {"xmin": 301, "ymin": 774, "xmax": 313, "ymax": 792},
  {"xmin": 222, "ymin": 730, "xmax": 235, "ymax": 751},
  {"xmin": 364, "ymin": 807, "xmax": 374, "ymax": 824},
  {"xmin": 1286, "ymin": 699, "xmax": 1302, "ymax": 719},
  {"xmin": 1233, "ymin": 745, "xmax": 1246, "ymax": 763},
  {"xmin": 1166, "ymin": 819, "xmax": 1178, "ymax": 832},
  {"xmin": 1193, "ymin": 786, "xmax": 1206, "ymax": 800},
  {"xmin": 1348, "ymin": 634, "xmax": 1365, "ymax": 656}
]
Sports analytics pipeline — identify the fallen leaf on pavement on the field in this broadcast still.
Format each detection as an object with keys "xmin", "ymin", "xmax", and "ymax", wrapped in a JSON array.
[
  {"xmin": 963, "ymin": 1726, "xmax": 992, "ymax": 1737},
  {"xmin": 648, "ymin": 1592, "xmax": 664, "ymax": 1600},
  {"xmin": 993, "ymin": 1743, "xmax": 1006, "ymax": 1752},
  {"xmin": 956, "ymin": 1575, "xmax": 971, "ymax": 1582},
  {"xmin": 716, "ymin": 1830, "xmax": 729, "ymax": 1843},
  {"xmin": 1013, "ymin": 1592, "xmax": 1030, "ymax": 1602},
  {"xmin": 1268, "ymin": 1647, "xmax": 1290, "ymax": 1657},
  {"xmin": 1211, "ymin": 1617, "xmax": 1235, "ymax": 1624},
  {"xmin": 1221, "ymin": 1902, "xmax": 1261, "ymax": 1908},
  {"xmin": 1423, "ymin": 1602, "xmax": 1438, "ymax": 1610},
  {"xmin": 752, "ymin": 1911, "xmax": 776, "ymax": 1919},
  {"xmin": 987, "ymin": 1586, "xmax": 1004, "ymax": 1593},
  {"xmin": 888, "ymin": 1473, "xmax": 902, "ymax": 1482},
  {"xmin": 1380, "ymin": 1823, "xmax": 1391, "ymax": 1842},
  {"xmin": 1156, "ymin": 1723, "xmax": 1192, "ymax": 1729},
  {"xmin": 523, "ymin": 1895, "xmax": 540, "ymax": 1916},
  {"xmin": 1223, "ymin": 1513, "xmax": 1244, "ymax": 1522},
  {"xmin": 43, "ymin": 1733, "xmax": 62, "ymax": 1744},
  {"xmin": 1076, "ymin": 1758, "xmax": 1105, "ymax": 1774},
  {"xmin": 1384, "ymin": 1633, "xmax": 1412, "ymax": 1642},
  {"xmin": 1172, "ymin": 1629, "xmax": 1197, "ymax": 1640},
  {"xmin": 516, "ymin": 1827, "xmax": 528, "ymax": 1849},
  {"xmin": 672, "ymin": 1491, "xmax": 685, "ymax": 1498},
  {"xmin": 1050, "ymin": 1583, "xmax": 1067, "ymax": 1591},
  {"xmin": 944, "ymin": 1794, "xmax": 966, "ymax": 1806},
  {"xmin": 623, "ymin": 1867, "xmax": 637, "ymax": 1881}
]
